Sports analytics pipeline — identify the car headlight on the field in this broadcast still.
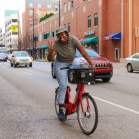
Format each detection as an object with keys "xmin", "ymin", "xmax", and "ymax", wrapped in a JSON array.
[{"xmin": 28, "ymin": 57, "xmax": 32, "ymax": 62}]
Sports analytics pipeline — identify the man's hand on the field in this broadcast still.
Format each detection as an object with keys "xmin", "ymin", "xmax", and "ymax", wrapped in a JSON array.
[
  {"xmin": 78, "ymin": 46, "xmax": 93, "ymax": 65},
  {"xmin": 47, "ymin": 38, "xmax": 56, "ymax": 61},
  {"xmin": 48, "ymin": 38, "xmax": 55, "ymax": 52}
]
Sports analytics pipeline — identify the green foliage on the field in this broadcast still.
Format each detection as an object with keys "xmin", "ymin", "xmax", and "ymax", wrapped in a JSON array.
[{"xmin": 40, "ymin": 13, "xmax": 54, "ymax": 22}]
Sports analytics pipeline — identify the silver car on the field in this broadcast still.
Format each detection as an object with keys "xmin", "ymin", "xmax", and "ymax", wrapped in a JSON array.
[
  {"xmin": 0, "ymin": 53, "xmax": 8, "ymax": 61},
  {"xmin": 125, "ymin": 53, "xmax": 139, "ymax": 72},
  {"xmin": 10, "ymin": 51, "xmax": 33, "ymax": 67}
]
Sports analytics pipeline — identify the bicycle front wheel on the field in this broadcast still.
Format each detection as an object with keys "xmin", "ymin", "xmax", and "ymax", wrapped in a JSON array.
[{"xmin": 77, "ymin": 93, "xmax": 98, "ymax": 135}]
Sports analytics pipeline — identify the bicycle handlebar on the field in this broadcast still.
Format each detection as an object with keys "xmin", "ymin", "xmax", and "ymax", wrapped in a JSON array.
[{"xmin": 60, "ymin": 64, "xmax": 95, "ymax": 71}]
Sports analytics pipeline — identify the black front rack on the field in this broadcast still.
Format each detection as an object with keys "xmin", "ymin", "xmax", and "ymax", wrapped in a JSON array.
[{"xmin": 61, "ymin": 65, "xmax": 95, "ymax": 84}]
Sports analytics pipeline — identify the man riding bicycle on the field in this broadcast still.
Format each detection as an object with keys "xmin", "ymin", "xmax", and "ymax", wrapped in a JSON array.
[{"xmin": 47, "ymin": 27, "xmax": 93, "ymax": 121}]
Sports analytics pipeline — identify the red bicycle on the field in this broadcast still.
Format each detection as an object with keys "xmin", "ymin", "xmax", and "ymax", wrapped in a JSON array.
[{"xmin": 55, "ymin": 65, "xmax": 98, "ymax": 135}]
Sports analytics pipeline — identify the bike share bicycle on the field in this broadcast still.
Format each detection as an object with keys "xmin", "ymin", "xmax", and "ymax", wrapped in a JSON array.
[{"xmin": 55, "ymin": 65, "xmax": 98, "ymax": 135}]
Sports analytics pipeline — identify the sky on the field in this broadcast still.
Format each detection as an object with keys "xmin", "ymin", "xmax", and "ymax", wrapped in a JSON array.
[{"xmin": 0, "ymin": 0, "xmax": 25, "ymax": 31}]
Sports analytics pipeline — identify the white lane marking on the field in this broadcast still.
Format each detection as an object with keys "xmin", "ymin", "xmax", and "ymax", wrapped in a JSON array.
[{"xmin": 93, "ymin": 96, "xmax": 139, "ymax": 115}]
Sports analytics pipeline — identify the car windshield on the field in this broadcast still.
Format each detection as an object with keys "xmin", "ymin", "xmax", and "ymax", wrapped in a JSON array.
[
  {"xmin": 76, "ymin": 49, "xmax": 99, "ymax": 58},
  {"xmin": 0, "ymin": 51, "xmax": 9, "ymax": 54},
  {"xmin": 0, "ymin": 53, "xmax": 7, "ymax": 56},
  {"xmin": 132, "ymin": 54, "xmax": 139, "ymax": 59},
  {"xmin": 15, "ymin": 52, "xmax": 29, "ymax": 57}
]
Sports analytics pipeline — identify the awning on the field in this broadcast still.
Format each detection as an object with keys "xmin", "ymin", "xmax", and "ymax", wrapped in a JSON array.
[
  {"xmin": 105, "ymin": 32, "xmax": 121, "ymax": 40},
  {"xmin": 112, "ymin": 32, "xmax": 121, "ymax": 40},
  {"xmin": 80, "ymin": 36, "xmax": 98, "ymax": 44},
  {"xmin": 38, "ymin": 44, "xmax": 48, "ymax": 49}
]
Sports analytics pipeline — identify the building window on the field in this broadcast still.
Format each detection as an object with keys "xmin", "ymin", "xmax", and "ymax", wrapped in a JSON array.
[
  {"xmin": 12, "ymin": 32, "xmax": 18, "ymax": 35},
  {"xmin": 71, "ymin": 0, "xmax": 74, "ymax": 8},
  {"xmin": 67, "ymin": 23, "xmax": 71, "ymax": 32},
  {"xmin": 64, "ymin": 3, "xmax": 67, "ymax": 13},
  {"xmin": 12, "ymin": 19, "xmax": 18, "ymax": 22},
  {"xmin": 64, "ymin": 24, "xmax": 66, "ymax": 28},
  {"xmin": 67, "ymin": 0, "xmax": 74, "ymax": 11},
  {"xmin": 38, "ymin": 34, "xmax": 42, "ymax": 41},
  {"xmin": 38, "ymin": 0, "xmax": 42, "ymax": 8},
  {"xmin": 68, "ymin": 1, "xmax": 71, "ymax": 11},
  {"xmin": 38, "ymin": 10, "xmax": 42, "ymax": 17},
  {"xmin": 29, "ymin": 3, "xmax": 33, "ymax": 8},
  {"xmin": 87, "ymin": 15, "xmax": 92, "ymax": 28},
  {"xmin": 29, "ymin": 0, "xmax": 33, "ymax": 7},
  {"xmin": 52, "ymin": 32, "xmax": 55, "ymax": 37},
  {"xmin": 29, "ymin": 20, "xmax": 33, "ymax": 25},
  {"xmin": 29, "ymin": 9, "xmax": 33, "ymax": 16},
  {"xmin": 43, "ymin": 32, "xmax": 50, "ymax": 39},
  {"xmin": 83, "ymin": 6, "xmax": 86, "ymax": 13},
  {"xmin": 47, "ymin": 4, "xmax": 52, "ymax": 9},
  {"xmin": 94, "ymin": 13, "xmax": 98, "ymax": 26},
  {"xmin": 38, "ymin": 4, "xmax": 42, "ymax": 8}
]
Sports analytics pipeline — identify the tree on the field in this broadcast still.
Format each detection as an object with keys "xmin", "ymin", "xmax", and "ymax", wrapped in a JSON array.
[{"xmin": 40, "ymin": 13, "xmax": 54, "ymax": 22}]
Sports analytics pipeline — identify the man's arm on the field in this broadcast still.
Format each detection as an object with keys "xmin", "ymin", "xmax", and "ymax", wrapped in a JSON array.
[
  {"xmin": 71, "ymin": 35, "xmax": 93, "ymax": 66},
  {"xmin": 47, "ymin": 48, "xmax": 56, "ymax": 62},
  {"xmin": 78, "ymin": 45, "xmax": 93, "ymax": 66}
]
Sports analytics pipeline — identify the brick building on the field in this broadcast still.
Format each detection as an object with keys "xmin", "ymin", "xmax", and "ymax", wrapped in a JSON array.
[
  {"xmin": 99, "ymin": 0, "xmax": 139, "ymax": 61},
  {"xmin": 22, "ymin": 0, "xmax": 139, "ymax": 62},
  {"xmin": 122, "ymin": 0, "xmax": 139, "ymax": 59},
  {"xmin": 5, "ymin": 10, "xmax": 19, "ymax": 51}
]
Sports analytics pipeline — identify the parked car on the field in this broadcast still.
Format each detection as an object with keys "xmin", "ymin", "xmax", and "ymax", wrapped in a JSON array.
[
  {"xmin": 0, "ymin": 52, "xmax": 8, "ymax": 61},
  {"xmin": 10, "ymin": 51, "xmax": 33, "ymax": 67},
  {"xmin": 125, "ymin": 53, "xmax": 139, "ymax": 72},
  {"xmin": 51, "ymin": 49, "xmax": 113, "ymax": 82}
]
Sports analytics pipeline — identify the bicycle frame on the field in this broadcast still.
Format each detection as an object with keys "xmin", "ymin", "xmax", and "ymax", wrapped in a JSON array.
[
  {"xmin": 65, "ymin": 83, "xmax": 86, "ymax": 115},
  {"xmin": 55, "ymin": 66, "xmax": 98, "ymax": 135}
]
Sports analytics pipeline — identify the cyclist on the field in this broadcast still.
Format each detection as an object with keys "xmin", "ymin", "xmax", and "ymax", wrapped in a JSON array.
[{"xmin": 47, "ymin": 27, "xmax": 93, "ymax": 121}]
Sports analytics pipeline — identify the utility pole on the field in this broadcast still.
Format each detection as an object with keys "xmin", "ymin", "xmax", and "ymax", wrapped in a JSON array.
[
  {"xmin": 32, "ymin": 7, "xmax": 36, "ymax": 59},
  {"xmin": 59, "ymin": 0, "xmax": 61, "ymax": 27},
  {"xmin": 18, "ymin": 11, "xmax": 21, "ymax": 50}
]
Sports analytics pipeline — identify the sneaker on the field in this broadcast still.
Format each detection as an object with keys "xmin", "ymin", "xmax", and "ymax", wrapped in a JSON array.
[{"xmin": 58, "ymin": 108, "xmax": 66, "ymax": 121}]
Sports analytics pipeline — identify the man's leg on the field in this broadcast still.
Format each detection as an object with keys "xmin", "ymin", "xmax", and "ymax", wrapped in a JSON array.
[{"xmin": 55, "ymin": 62, "xmax": 69, "ymax": 121}]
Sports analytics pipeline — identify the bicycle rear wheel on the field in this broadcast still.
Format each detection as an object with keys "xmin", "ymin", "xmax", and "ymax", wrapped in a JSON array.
[{"xmin": 77, "ymin": 93, "xmax": 98, "ymax": 135}]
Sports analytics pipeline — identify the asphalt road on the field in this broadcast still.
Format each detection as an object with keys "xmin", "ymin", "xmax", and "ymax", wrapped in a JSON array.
[{"xmin": 0, "ymin": 61, "xmax": 139, "ymax": 139}]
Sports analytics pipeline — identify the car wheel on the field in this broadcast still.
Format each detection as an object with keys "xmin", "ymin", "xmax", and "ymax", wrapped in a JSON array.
[
  {"xmin": 29, "ymin": 63, "xmax": 32, "ymax": 67},
  {"xmin": 102, "ymin": 78, "xmax": 111, "ymax": 82},
  {"xmin": 51, "ymin": 63, "xmax": 56, "ymax": 79},
  {"xmin": 11, "ymin": 63, "xmax": 13, "ymax": 67},
  {"xmin": 127, "ymin": 64, "xmax": 133, "ymax": 72}
]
